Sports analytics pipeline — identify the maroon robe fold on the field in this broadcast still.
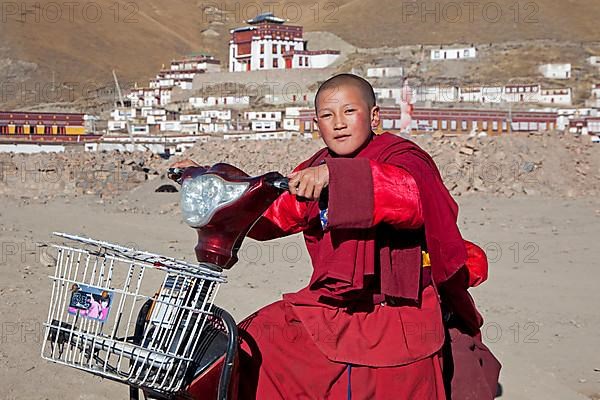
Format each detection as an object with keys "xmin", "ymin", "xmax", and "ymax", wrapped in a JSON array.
[
  {"xmin": 238, "ymin": 132, "xmax": 498, "ymax": 399},
  {"xmin": 296, "ymin": 132, "xmax": 468, "ymax": 301}
]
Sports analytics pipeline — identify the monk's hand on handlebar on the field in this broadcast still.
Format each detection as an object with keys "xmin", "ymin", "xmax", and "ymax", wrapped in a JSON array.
[
  {"xmin": 170, "ymin": 159, "xmax": 200, "ymax": 169},
  {"xmin": 168, "ymin": 159, "xmax": 200, "ymax": 183},
  {"xmin": 287, "ymin": 164, "xmax": 330, "ymax": 201}
]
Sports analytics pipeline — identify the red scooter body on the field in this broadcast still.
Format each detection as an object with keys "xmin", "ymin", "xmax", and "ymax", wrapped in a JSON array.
[
  {"xmin": 180, "ymin": 163, "xmax": 286, "ymax": 269},
  {"xmin": 138, "ymin": 164, "xmax": 289, "ymax": 400}
]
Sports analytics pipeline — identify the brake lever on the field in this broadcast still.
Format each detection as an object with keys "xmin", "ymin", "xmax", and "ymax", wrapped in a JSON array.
[{"xmin": 167, "ymin": 168, "xmax": 184, "ymax": 184}]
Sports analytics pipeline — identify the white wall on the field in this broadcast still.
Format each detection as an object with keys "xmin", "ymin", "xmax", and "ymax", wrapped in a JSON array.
[
  {"xmin": 159, "ymin": 121, "xmax": 181, "ymax": 132},
  {"xmin": 431, "ymin": 47, "xmax": 477, "ymax": 60},
  {"xmin": 308, "ymin": 53, "xmax": 340, "ymax": 68},
  {"xmin": 588, "ymin": 56, "xmax": 600, "ymax": 67},
  {"xmin": 539, "ymin": 64, "xmax": 571, "ymax": 79},
  {"xmin": 458, "ymin": 87, "xmax": 503, "ymax": 103},
  {"xmin": 283, "ymin": 118, "xmax": 300, "ymax": 131},
  {"xmin": 367, "ymin": 67, "xmax": 403, "ymax": 78},
  {"xmin": 189, "ymin": 96, "xmax": 250, "ymax": 108},
  {"xmin": 374, "ymin": 87, "xmax": 403, "ymax": 104},
  {"xmin": 251, "ymin": 120, "xmax": 278, "ymax": 131},
  {"xmin": 108, "ymin": 120, "xmax": 127, "ymax": 132},
  {"xmin": 414, "ymin": 86, "xmax": 460, "ymax": 102},
  {"xmin": 224, "ymin": 131, "xmax": 293, "ymax": 140},
  {"xmin": 244, "ymin": 111, "xmax": 282, "ymax": 121},
  {"xmin": 0, "ymin": 144, "xmax": 66, "ymax": 153}
]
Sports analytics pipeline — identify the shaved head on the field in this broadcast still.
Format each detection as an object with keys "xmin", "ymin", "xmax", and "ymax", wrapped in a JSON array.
[{"xmin": 315, "ymin": 73, "xmax": 376, "ymax": 111}]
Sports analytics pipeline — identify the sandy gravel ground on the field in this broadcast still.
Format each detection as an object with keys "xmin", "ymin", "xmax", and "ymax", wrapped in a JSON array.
[{"xmin": 0, "ymin": 181, "xmax": 599, "ymax": 399}]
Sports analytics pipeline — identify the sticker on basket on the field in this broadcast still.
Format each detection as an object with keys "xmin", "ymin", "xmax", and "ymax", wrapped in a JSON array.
[{"xmin": 67, "ymin": 284, "xmax": 113, "ymax": 322}]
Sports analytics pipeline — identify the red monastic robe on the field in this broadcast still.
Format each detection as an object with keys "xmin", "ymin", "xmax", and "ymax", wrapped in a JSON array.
[{"xmin": 238, "ymin": 133, "xmax": 490, "ymax": 399}]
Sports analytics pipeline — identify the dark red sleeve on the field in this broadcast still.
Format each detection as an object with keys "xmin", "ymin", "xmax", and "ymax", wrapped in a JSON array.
[
  {"xmin": 247, "ymin": 162, "xmax": 310, "ymax": 241},
  {"xmin": 246, "ymin": 192, "xmax": 309, "ymax": 240},
  {"xmin": 325, "ymin": 158, "xmax": 423, "ymax": 230}
]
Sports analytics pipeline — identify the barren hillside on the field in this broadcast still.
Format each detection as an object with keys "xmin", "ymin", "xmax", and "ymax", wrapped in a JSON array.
[{"xmin": 2, "ymin": 0, "xmax": 600, "ymax": 109}]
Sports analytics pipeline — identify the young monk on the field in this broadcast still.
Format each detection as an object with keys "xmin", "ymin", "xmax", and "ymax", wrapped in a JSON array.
[
  {"xmin": 172, "ymin": 73, "xmax": 499, "ymax": 399},
  {"xmin": 236, "ymin": 73, "xmax": 499, "ymax": 399}
]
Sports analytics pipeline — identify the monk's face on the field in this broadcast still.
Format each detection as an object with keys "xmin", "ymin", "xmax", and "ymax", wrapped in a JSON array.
[{"xmin": 314, "ymin": 85, "xmax": 380, "ymax": 156}]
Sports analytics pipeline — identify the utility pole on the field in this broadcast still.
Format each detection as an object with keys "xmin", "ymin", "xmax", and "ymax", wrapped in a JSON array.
[
  {"xmin": 112, "ymin": 69, "xmax": 124, "ymax": 107},
  {"xmin": 112, "ymin": 69, "xmax": 136, "ymax": 150},
  {"xmin": 508, "ymin": 100, "xmax": 512, "ymax": 134}
]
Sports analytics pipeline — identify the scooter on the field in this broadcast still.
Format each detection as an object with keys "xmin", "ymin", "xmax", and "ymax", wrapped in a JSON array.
[{"xmin": 41, "ymin": 163, "xmax": 289, "ymax": 400}]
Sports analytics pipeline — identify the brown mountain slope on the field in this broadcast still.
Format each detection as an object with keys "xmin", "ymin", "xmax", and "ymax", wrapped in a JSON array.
[
  {"xmin": 2, "ymin": 0, "xmax": 600, "ymax": 108},
  {"xmin": 302, "ymin": 0, "xmax": 600, "ymax": 47}
]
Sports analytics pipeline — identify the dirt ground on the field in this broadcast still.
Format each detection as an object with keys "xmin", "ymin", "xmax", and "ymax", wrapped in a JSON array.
[{"xmin": 0, "ymin": 161, "xmax": 599, "ymax": 399}]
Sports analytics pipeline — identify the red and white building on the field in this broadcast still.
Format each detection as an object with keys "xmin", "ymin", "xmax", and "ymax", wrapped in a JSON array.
[
  {"xmin": 228, "ymin": 13, "xmax": 340, "ymax": 72},
  {"xmin": 299, "ymin": 107, "xmax": 558, "ymax": 136},
  {"xmin": 502, "ymin": 84, "xmax": 541, "ymax": 103},
  {"xmin": 539, "ymin": 88, "xmax": 572, "ymax": 105},
  {"xmin": 568, "ymin": 117, "xmax": 600, "ymax": 135},
  {"xmin": 126, "ymin": 87, "xmax": 173, "ymax": 107},
  {"xmin": 244, "ymin": 110, "xmax": 283, "ymax": 132},
  {"xmin": 149, "ymin": 54, "xmax": 221, "ymax": 91}
]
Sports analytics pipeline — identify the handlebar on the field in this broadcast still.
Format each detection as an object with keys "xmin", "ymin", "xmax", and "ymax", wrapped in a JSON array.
[
  {"xmin": 168, "ymin": 167, "xmax": 289, "ymax": 192},
  {"xmin": 271, "ymin": 177, "xmax": 289, "ymax": 191}
]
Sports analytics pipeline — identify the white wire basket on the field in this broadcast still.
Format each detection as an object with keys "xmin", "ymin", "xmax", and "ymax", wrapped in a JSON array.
[{"xmin": 41, "ymin": 232, "xmax": 227, "ymax": 394}]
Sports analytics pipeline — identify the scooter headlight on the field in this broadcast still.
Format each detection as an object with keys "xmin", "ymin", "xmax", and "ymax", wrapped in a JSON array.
[{"xmin": 180, "ymin": 174, "xmax": 249, "ymax": 227}]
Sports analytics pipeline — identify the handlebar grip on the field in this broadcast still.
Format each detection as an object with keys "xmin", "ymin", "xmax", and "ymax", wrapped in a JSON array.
[
  {"xmin": 167, "ymin": 168, "xmax": 184, "ymax": 184},
  {"xmin": 272, "ymin": 178, "xmax": 289, "ymax": 191}
]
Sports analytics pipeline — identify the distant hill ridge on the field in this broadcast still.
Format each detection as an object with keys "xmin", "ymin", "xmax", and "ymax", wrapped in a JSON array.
[{"xmin": 2, "ymin": 0, "xmax": 599, "ymax": 108}]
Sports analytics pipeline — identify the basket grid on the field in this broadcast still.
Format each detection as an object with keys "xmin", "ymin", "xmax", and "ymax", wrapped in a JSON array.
[{"xmin": 41, "ymin": 234, "xmax": 226, "ymax": 394}]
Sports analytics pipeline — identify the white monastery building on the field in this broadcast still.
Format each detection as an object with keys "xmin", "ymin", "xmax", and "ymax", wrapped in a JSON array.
[
  {"xmin": 430, "ymin": 47, "xmax": 477, "ymax": 60},
  {"xmin": 538, "ymin": 63, "xmax": 571, "ymax": 79},
  {"xmin": 587, "ymin": 56, "xmax": 600, "ymax": 67}
]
